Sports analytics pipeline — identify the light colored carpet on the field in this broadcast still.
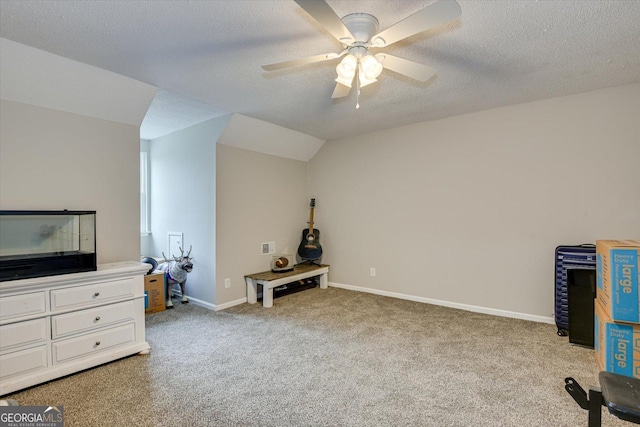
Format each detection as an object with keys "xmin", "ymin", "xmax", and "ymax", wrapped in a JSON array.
[{"xmin": 4, "ymin": 287, "xmax": 629, "ymax": 426}]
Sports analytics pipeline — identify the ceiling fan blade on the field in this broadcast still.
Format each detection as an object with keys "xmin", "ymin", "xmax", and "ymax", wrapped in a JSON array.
[
  {"xmin": 294, "ymin": 0, "xmax": 355, "ymax": 44},
  {"xmin": 332, "ymin": 83, "xmax": 351, "ymax": 99},
  {"xmin": 375, "ymin": 54, "xmax": 436, "ymax": 82},
  {"xmin": 371, "ymin": 0, "xmax": 461, "ymax": 47},
  {"xmin": 262, "ymin": 52, "xmax": 343, "ymax": 71}
]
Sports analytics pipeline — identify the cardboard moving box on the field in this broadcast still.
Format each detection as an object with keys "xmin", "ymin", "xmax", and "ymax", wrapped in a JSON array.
[
  {"xmin": 596, "ymin": 240, "xmax": 640, "ymax": 324},
  {"xmin": 144, "ymin": 272, "xmax": 165, "ymax": 314},
  {"xmin": 595, "ymin": 299, "xmax": 640, "ymax": 379}
]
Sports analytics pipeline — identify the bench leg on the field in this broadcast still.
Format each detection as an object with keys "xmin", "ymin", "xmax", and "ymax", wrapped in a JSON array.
[
  {"xmin": 246, "ymin": 278, "xmax": 257, "ymax": 304},
  {"xmin": 263, "ymin": 286, "xmax": 274, "ymax": 308},
  {"xmin": 320, "ymin": 272, "xmax": 328, "ymax": 289}
]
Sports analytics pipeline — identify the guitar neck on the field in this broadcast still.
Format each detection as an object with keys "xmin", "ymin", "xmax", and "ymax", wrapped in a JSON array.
[{"xmin": 308, "ymin": 207, "xmax": 315, "ymax": 232}]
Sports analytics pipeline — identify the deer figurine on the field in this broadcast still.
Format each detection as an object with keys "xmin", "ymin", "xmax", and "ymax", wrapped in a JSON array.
[{"xmin": 157, "ymin": 245, "xmax": 193, "ymax": 309}]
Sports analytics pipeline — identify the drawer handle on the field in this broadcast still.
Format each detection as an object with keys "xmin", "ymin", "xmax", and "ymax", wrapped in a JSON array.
[
  {"xmin": 95, "ymin": 316, "xmax": 101, "ymax": 321},
  {"xmin": 95, "ymin": 341, "xmax": 101, "ymax": 346},
  {"xmin": 94, "ymin": 292, "xmax": 100, "ymax": 297}
]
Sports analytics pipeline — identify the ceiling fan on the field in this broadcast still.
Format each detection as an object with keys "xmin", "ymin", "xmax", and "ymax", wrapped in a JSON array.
[{"xmin": 262, "ymin": 0, "xmax": 462, "ymax": 106}]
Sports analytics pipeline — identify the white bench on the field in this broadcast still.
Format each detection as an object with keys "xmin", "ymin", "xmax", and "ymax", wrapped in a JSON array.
[{"xmin": 245, "ymin": 264, "xmax": 329, "ymax": 308}]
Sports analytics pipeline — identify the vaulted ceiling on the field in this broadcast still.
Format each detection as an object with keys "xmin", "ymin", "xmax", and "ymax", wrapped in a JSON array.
[{"xmin": 1, "ymin": 0, "xmax": 639, "ymax": 141}]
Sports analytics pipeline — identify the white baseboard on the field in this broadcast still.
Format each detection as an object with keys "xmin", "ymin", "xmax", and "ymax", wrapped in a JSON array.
[
  {"xmin": 171, "ymin": 292, "xmax": 246, "ymax": 312},
  {"xmin": 214, "ymin": 297, "xmax": 247, "ymax": 311},
  {"xmin": 176, "ymin": 283, "xmax": 554, "ymax": 323},
  {"xmin": 177, "ymin": 295, "xmax": 216, "ymax": 311},
  {"xmin": 328, "ymin": 282, "xmax": 555, "ymax": 325}
]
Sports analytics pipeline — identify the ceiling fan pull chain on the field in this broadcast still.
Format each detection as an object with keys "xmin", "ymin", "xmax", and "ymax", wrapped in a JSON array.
[{"xmin": 356, "ymin": 65, "xmax": 361, "ymax": 110}]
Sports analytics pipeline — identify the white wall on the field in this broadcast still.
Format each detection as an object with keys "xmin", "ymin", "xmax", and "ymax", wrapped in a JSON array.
[
  {"xmin": 219, "ymin": 113, "xmax": 324, "ymax": 161},
  {"xmin": 148, "ymin": 116, "xmax": 229, "ymax": 307},
  {"xmin": 0, "ymin": 100, "xmax": 142, "ymax": 263},
  {"xmin": 309, "ymin": 83, "xmax": 640, "ymax": 321},
  {"xmin": 215, "ymin": 144, "xmax": 309, "ymax": 308},
  {"xmin": 1, "ymin": 38, "xmax": 156, "ymax": 128}
]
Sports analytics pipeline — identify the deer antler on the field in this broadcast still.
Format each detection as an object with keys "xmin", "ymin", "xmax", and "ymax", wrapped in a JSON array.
[
  {"xmin": 161, "ymin": 252, "xmax": 170, "ymax": 263},
  {"xmin": 176, "ymin": 245, "xmax": 193, "ymax": 260}
]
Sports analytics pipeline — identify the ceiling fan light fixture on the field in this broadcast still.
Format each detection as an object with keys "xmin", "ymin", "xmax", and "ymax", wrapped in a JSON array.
[
  {"xmin": 360, "ymin": 54, "xmax": 383, "ymax": 80},
  {"xmin": 357, "ymin": 54, "xmax": 382, "ymax": 88},
  {"xmin": 358, "ymin": 63, "xmax": 377, "ymax": 88},
  {"xmin": 336, "ymin": 54, "xmax": 357, "ymax": 76},
  {"xmin": 335, "ymin": 54, "xmax": 357, "ymax": 87},
  {"xmin": 358, "ymin": 75, "xmax": 377, "ymax": 88},
  {"xmin": 335, "ymin": 74, "xmax": 355, "ymax": 88}
]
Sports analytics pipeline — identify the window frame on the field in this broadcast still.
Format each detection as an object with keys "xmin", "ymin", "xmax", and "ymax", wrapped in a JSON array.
[{"xmin": 140, "ymin": 150, "xmax": 150, "ymax": 235}]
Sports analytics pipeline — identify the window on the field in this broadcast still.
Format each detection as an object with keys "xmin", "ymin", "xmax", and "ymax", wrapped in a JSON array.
[{"xmin": 140, "ymin": 151, "xmax": 150, "ymax": 234}]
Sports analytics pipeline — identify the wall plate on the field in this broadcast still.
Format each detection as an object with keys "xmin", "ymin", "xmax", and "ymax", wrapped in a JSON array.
[{"xmin": 261, "ymin": 241, "xmax": 275, "ymax": 255}]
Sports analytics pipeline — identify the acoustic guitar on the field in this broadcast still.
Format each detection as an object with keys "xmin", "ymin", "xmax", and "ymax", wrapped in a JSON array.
[{"xmin": 297, "ymin": 198, "xmax": 323, "ymax": 261}]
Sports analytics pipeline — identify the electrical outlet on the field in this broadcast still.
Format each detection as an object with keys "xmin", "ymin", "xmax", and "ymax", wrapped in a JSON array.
[
  {"xmin": 370, "ymin": 268, "xmax": 376, "ymax": 277},
  {"xmin": 224, "ymin": 278, "xmax": 231, "ymax": 289}
]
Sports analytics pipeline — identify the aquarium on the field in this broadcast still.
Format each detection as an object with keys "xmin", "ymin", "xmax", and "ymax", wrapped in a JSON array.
[{"xmin": 0, "ymin": 210, "xmax": 97, "ymax": 281}]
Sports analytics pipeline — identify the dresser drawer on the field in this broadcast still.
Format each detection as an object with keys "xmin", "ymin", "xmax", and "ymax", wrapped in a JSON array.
[
  {"xmin": 50, "ymin": 278, "xmax": 136, "ymax": 311},
  {"xmin": 0, "ymin": 292, "xmax": 46, "ymax": 322},
  {"xmin": 51, "ymin": 300, "xmax": 135, "ymax": 339},
  {"xmin": 52, "ymin": 323, "xmax": 136, "ymax": 364},
  {"xmin": 0, "ymin": 318, "xmax": 48, "ymax": 352},
  {"xmin": 0, "ymin": 345, "xmax": 48, "ymax": 380}
]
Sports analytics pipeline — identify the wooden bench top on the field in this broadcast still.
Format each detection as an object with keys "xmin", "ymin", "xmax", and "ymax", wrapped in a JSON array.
[{"xmin": 245, "ymin": 263, "xmax": 329, "ymax": 282}]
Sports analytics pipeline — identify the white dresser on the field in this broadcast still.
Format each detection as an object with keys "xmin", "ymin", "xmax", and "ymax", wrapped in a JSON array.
[{"xmin": 0, "ymin": 261, "xmax": 150, "ymax": 396}]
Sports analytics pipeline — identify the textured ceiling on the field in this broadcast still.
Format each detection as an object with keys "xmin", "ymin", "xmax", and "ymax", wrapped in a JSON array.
[{"xmin": 1, "ymin": 0, "xmax": 639, "ymax": 141}]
